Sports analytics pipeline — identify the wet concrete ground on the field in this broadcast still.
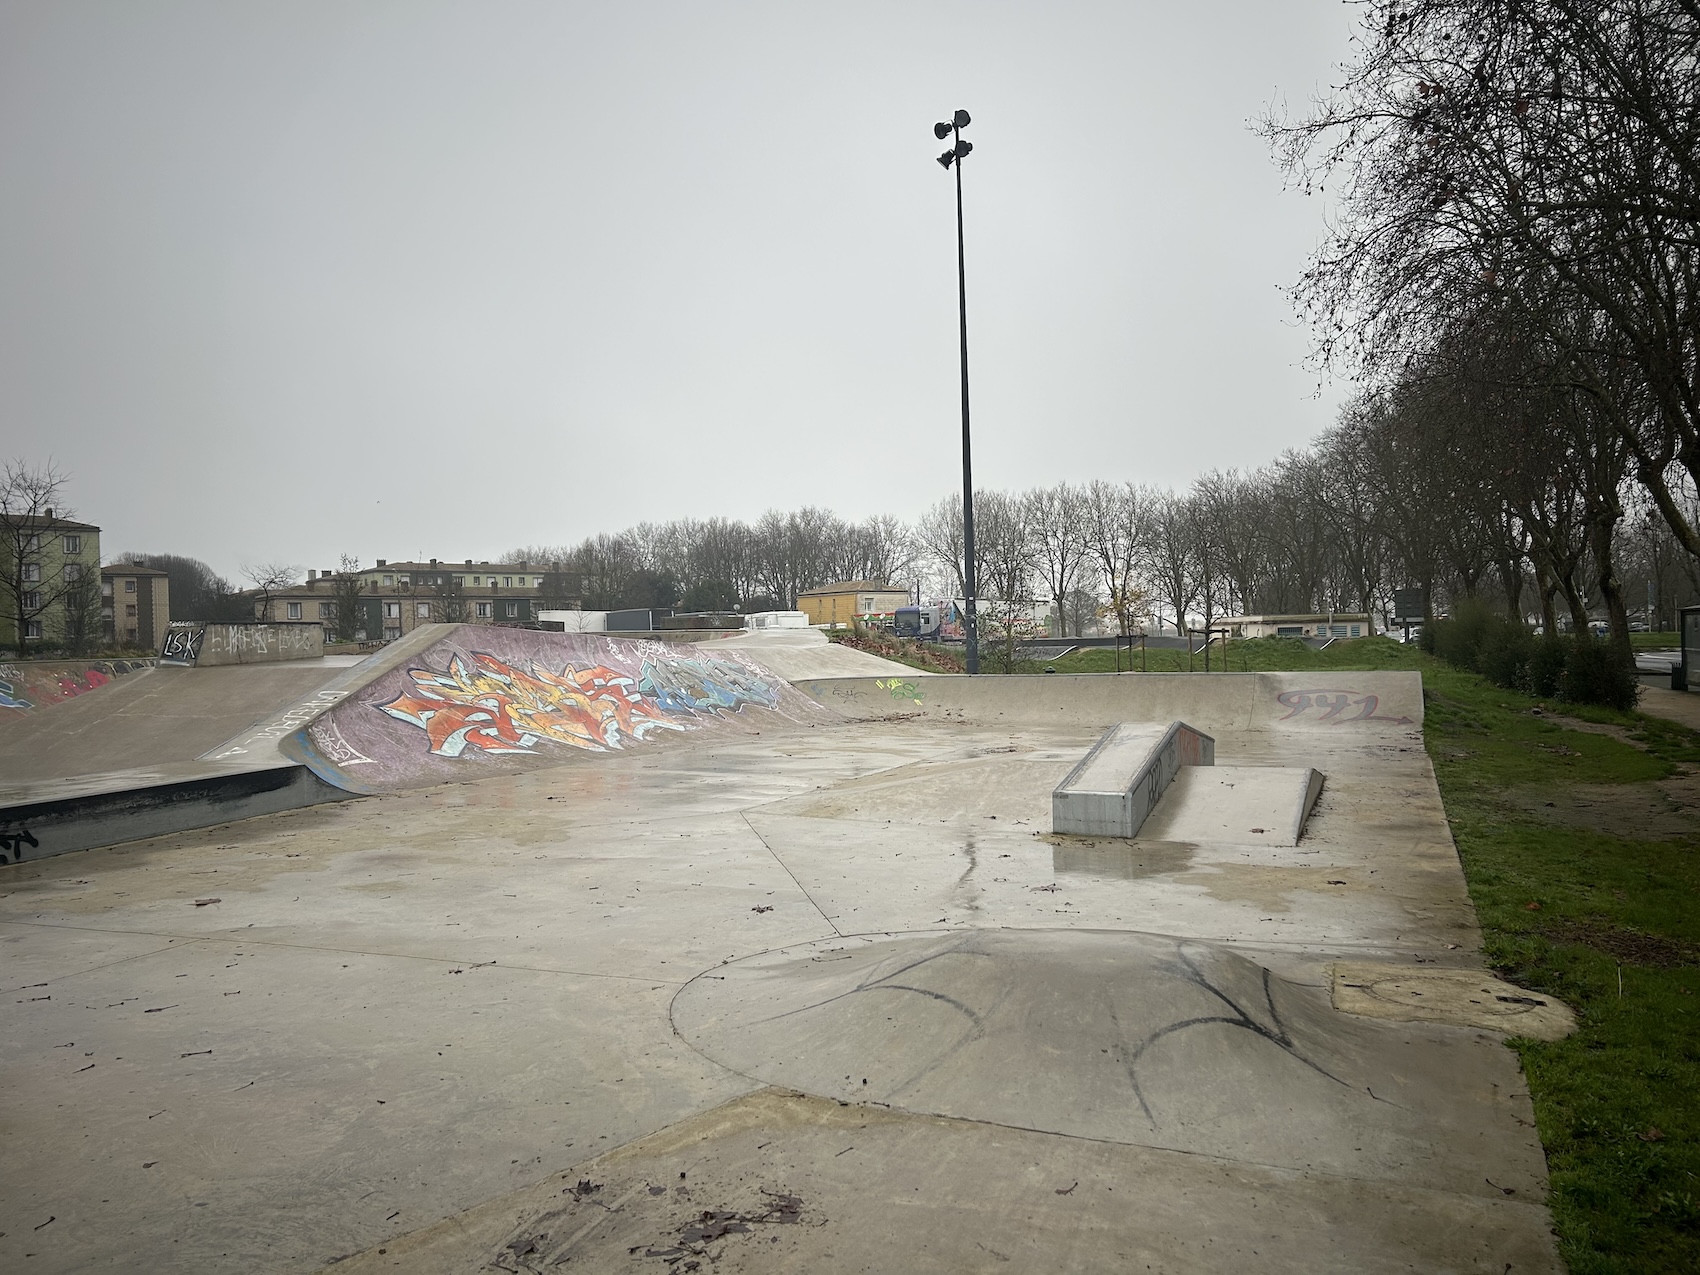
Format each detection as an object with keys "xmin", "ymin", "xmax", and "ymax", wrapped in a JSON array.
[{"xmin": 0, "ymin": 692, "xmax": 1560, "ymax": 1272}]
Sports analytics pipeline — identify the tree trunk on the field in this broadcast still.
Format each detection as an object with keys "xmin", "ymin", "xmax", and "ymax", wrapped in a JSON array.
[{"xmin": 1587, "ymin": 509, "xmax": 1633, "ymax": 664}]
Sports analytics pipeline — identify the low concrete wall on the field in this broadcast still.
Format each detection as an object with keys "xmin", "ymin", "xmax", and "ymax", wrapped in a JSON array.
[
  {"xmin": 161, "ymin": 622, "xmax": 323, "ymax": 666},
  {"xmin": 0, "ymin": 764, "xmax": 355, "ymax": 864}
]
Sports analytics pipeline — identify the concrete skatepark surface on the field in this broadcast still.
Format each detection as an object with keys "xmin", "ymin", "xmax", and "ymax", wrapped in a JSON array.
[
  {"xmin": 0, "ymin": 638, "xmax": 1564, "ymax": 1272},
  {"xmin": 0, "ymin": 660, "xmax": 358, "ymax": 791}
]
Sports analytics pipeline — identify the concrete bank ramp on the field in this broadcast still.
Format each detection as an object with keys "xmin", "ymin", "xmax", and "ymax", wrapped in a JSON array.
[
  {"xmin": 0, "ymin": 659, "xmax": 357, "ymax": 786},
  {"xmin": 671, "ymin": 928, "xmax": 1546, "ymax": 1198},
  {"xmin": 695, "ymin": 626, "xmax": 933, "ymax": 680},
  {"xmin": 796, "ymin": 669, "xmax": 1422, "ymax": 737},
  {"xmin": 280, "ymin": 626, "xmax": 832, "ymax": 794}
]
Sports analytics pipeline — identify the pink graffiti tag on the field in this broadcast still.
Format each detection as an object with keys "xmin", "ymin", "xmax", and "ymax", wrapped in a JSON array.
[{"xmin": 1276, "ymin": 689, "xmax": 1414, "ymax": 727}]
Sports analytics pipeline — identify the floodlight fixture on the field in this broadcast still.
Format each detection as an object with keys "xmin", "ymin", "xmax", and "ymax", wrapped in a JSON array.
[
  {"xmin": 937, "ymin": 150, "xmax": 955, "ymax": 169},
  {"xmin": 953, "ymin": 108, "xmax": 971, "ymax": 128},
  {"xmin": 934, "ymin": 121, "xmax": 953, "ymax": 140}
]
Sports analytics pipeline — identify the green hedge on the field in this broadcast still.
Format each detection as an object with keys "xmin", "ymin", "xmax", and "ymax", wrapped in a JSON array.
[{"xmin": 1419, "ymin": 599, "xmax": 1639, "ymax": 710}]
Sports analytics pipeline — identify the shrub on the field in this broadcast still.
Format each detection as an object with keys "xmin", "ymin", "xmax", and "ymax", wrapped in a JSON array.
[
  {"xmin": 1428, "ymin": 598, "xmax": 1498, "ymax": 669},
  {"xmin": 1560, "ymin": 637, "xmax": 1640, "ymax": 711},
  {"xmin": 1421, "ymin": 601, "xmax": 1636, "ymax": 709},
  {"xmin": 1477, "ymin": 623, "xmax": 1534, "ymax": 691},
  {"xmin": 1526, "ymin": 636, "xmax": 1568, "ymax": 699}
]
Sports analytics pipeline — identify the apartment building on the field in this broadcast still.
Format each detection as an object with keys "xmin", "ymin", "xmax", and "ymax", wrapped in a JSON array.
[
  {"xmin": 101, "ymin": 563, "xmax": 171, "ymax": 649},
  {"xmin": 0, "ymin": 512, "xmax": 103, "ymax": 648},
  {"xmin": 256, "ymin": 559, "xmax": 584, "ymax": 643}
]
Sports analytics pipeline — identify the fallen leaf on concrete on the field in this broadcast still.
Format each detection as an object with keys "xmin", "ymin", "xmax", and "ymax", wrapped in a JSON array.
[
  {"xmin": 751, "ymin": 905, "xmax": 773, "ymax": 913},
  {"xmin": 1055, "ymin": 1181, "xmax": 1078, "ymax": 1194},
  {"xmin": 193, "ymin": 898, "xmax": 221, "ymax": 907}
]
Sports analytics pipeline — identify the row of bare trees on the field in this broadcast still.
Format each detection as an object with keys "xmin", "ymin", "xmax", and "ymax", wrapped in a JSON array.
[
  {"xmin": 504, "ymin": 509, "xmax": 920, "ymax": 614},
  {"xmin": 1257, "ymin": 0, "xmax": 1700, "ymax": 658}
]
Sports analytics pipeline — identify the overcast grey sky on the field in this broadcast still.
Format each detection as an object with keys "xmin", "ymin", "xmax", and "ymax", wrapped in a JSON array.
[{"xmin": 1, "ymin": 1, "xmax": 1358, "ymax": 580}]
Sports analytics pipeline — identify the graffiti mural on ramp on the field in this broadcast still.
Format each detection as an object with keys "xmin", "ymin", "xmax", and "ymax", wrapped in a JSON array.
[
  {"xmin": 375, "ymin": 650, "xmax": 783, "ymax": 758},
  {"xmin": 280, "ymin": 628, "xmax": 824, "ymax": 794}
]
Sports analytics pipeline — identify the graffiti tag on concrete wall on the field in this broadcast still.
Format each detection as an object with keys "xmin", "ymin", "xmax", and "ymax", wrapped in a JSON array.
[
  {"xmin": 1276, "ymin": 689, "xmax": 1414, "ymax": 727},
  {"xmin": 163, "ymin": 623, "xmax": 321, "ymax": 667},
  {"xmin": 875, "ymin": 678, "xmax": 925, "ymax": 706},
  {"xmin": 0, "ymin": 826, "xmax": 39, "ymax": 865},
  {"xmin": 376, "ymin": 651, "xmax": 785, "ymax": 759}
]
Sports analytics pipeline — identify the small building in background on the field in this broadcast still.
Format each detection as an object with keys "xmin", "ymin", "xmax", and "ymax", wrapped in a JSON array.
[
  {"xmin": 254, "ymin": 558, "xmax": 584, "ymax": 645},
  {"xmin": 101, "ymin": 564, "xmax": 171, "ymax": 650},
  {"xmin": 794, "ymin": 581, "xmax": 911, "ymax": 628},
  {"xmin": 1220, "ymin": 613, "xmax": 1374, "ymax": 640}
]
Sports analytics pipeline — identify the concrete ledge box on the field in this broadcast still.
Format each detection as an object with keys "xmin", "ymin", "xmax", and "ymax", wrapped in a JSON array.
[{"xmin": 1052, "ymin": 720, "xmax": 1214, "ymax": 838}]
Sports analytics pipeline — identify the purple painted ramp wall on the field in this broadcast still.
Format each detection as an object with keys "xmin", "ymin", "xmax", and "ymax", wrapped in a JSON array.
[{"xmin": 278, "ymin": 629, "xmax": 828, "ymax": 794}]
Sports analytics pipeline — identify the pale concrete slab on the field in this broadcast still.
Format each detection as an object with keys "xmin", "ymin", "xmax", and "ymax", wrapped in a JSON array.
[{"xmin": 1333, "ymin": 961, "xmax": 1578, "ymax": 1040}]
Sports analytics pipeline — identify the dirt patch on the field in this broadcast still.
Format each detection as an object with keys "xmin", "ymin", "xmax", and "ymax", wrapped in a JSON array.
[
  {"xmin": 1503, "ymin": 781, "xmax": 1700, "ymax": 841},
  {"xmin": 1544, "ymin": 918, "xmax": 1700, "ymax": 969}
]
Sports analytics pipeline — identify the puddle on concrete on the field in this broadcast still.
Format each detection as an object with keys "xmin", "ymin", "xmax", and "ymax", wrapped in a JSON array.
[{"xmin": 1050, "ymin": 839, "xmax": 1195, "ymax": 880}]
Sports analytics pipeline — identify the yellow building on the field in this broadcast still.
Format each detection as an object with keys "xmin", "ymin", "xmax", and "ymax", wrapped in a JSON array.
[{"xmin": 794, "ymin": 580, "xmax": 912, "ymax": 627}]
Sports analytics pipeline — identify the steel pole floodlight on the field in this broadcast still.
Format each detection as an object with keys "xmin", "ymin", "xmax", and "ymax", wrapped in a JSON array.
[{"xmin": 932, "ymin": 107, "xmax": 978, "ymax": 674}]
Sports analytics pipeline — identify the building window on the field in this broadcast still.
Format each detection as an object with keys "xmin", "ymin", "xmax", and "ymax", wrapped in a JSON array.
[
  {"xmin": 24, "ymin": 620, "xmax": 42, "ymax": 640},
  {"xmin": 416, "ymin": 602, "xmax": 431, "ymax": 619},
  {"xmin": 385, "ymin": 602, "xmax": 401, "ymax": 619},
  {"xmin": 383, "ymin": 574, "xmax": 394, "ymax": 586},
  {"xmin": 126, "ymin": 604, "xmax": 138, "ymax": 617},
  {"xmin": 476, "ymin": 601, "xmax": 490, "ymax": 618},
  {"xmin": 517, "ymin": 577, "xmax": 526, "ymax": 586},
  {"xmin": 125, "ymin": 579, "xmax": 136, "ymax": 593},
  {"xmin": 23, "ymin": 590, "xmax": 41, "ymax": 610},
  {"xmin": 319, "ymin": 602, "xmax": 333, "ymax": 619},
  {"xmin": 384, "ymin": 627, "xmax": 401, "ymax": 640},
  {"xmin": 505, "ymin": 602, "xmax": 518, "ymax": 618},
  {"xmin": 21, "ymin": 563, "xmax": 40, "ymax": 582},
  {"xmin": 454, "ymin": 576, "xmax": 464, "ymax": 587},
  {"xmin": 286, "ymin": 602, "xmax": 302, "ymax": 619},
  {"xmin": 22, "ymin": 534, "xmax": 40, "ymax": 552},
  {"xmin": 63, "ymin": 562, "xmax": 82, "ymax": 581},
  {"xmin": 472, "ymin": 576, "xmax": 482, "ymax": 585},
  {"xmin": 62, "ymin": 534, "xmax": 81, "ymax": 554},
  {"xmin": 1350, "ymin": 624, "xmax": 1361, "ymax": 637}
]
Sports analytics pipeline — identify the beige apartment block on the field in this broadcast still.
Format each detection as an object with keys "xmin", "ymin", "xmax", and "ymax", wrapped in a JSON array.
[
  {"xmin": 253, "ymin": 559, "xmax": 584, "ymax": 644},
  {"xmin": 100, "ymin": 564, "xmax": 171, "ymax": 650}
]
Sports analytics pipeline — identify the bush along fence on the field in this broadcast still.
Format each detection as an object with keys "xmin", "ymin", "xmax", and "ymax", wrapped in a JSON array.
[{"xmin": 1418, "ymin": 601, "xmax": 1640, "ymax": 711}]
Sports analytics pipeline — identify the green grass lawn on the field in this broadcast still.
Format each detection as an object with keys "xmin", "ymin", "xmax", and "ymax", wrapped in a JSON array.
[{"xmin": 1035, "ymin": 637, "xmax": 1700, "ymax": 1269}]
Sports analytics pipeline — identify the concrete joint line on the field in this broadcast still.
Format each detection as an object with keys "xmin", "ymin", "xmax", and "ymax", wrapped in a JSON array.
[{"xmin": 740, "ymin": 811, "xmax": 842, "ymax": 937}]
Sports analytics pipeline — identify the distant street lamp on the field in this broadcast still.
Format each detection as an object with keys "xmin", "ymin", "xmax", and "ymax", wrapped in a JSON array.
[{"xmin": 934, "ymin": 108, "xmax": 978, "ymax": 674}]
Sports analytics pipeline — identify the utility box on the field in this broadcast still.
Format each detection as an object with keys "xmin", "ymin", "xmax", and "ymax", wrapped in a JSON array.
[
  {"xmin": 1679, "ymin": 605, "xmax": 1700, "ymax": 692},
  {"xmin": 605, "ymin": 609, "xmax": 672, "ymax": 632}
]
